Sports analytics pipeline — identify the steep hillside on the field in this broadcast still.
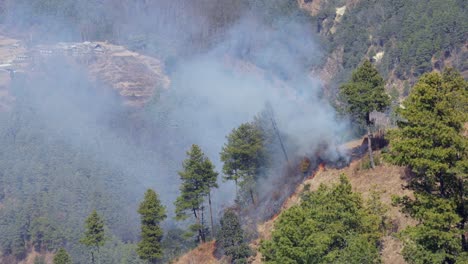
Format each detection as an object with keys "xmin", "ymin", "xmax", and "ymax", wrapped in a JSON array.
[
  {"xmin": 172, "ymin": 241, "xmax": 218, "ymax": 264},
  {"xmin": 303, "ymin": 0, "xmax": 467, "ymax": 96},
  {"xmin": 176, "ymin": 140, "xmax": 416, "ymax": 263}
]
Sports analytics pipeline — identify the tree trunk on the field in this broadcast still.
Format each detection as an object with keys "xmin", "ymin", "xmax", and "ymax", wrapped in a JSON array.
[
  {"xmin": 462, "ymin": 219, "xmax": 467, "ymax": 251},
  {"xmin": 250, "ymin": 188, "xmax": 256, "ymax": 205},
  {"xmin": 201, "ymin": 206, "xmax": 206, "ymax": 243},
  {"xmin": 234, "ymin": 179, "xmax": 238, "ymax": 198},
  {"xmin": 193, "ymin": 208, "xmax": 203, "ymax": 244},
  {"xmin": 367, "ymin": 124, "xmax": 375, "ymax": 169},
  {"xmin": 459, "ymin": 179, "xmax": 467, "ymax": 251},
  {"xmin": 91, "ymin": 251, "xmax": 95, "ymax": 264},
  {"xmin": 439, "ymin": 174, "xmax": 446, "ymax": 197},
  {"xmin": 208, "ymin": 192, "xmax": 215, "ymax": 238}
]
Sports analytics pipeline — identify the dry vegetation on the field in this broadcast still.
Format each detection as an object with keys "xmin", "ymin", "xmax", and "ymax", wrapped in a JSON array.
[
  {"xmin": 172, "ymin": 241, "xmax": 218, "ymax": 264},
  {"xmin": 252, "ymin": 143, "xmax": 416, "ymax": 264},
  {"xmin": 180, "ymin": 138, "xmax": 415, "ymax": 264}
]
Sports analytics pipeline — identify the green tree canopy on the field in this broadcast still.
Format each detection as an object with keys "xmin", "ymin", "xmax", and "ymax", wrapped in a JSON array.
[
  {"xmin": 340, "ymin": 60, "xmax": 390, "ymax": 125},
  {"xmin": 387, "ymin": 69, "xmax": 467, "ymax": 195},
  {"xmin": 216, "ymin": 209, "xmax": 251, "ymax": 263},
  {"xmin": 387, "ymin": 69, "xmax": 468, "ymax": 261},
  {"xmin": 260, "ymin": 175, "xmax": 382, "ymax": 264},
  {"xmin": 30, "ymin": 217, "xmax": 64, "ymax": 252},
  {"xmin": 394, "ymin": 194, "xmax": 467, "ymax": 263},
  {"xmin": 174, "ymin": 144, "xmax": 218, "ymax": 243},
  {"xmin": 137, "ymin": 189, "xmax": 166, "ymax": 264},
  {"xmin": 340, "ymin": 60, "xmax": 390, "ymax": 168},
  {"xmin": 80, "ymin": 210, "xmax": 106, "ymax": 264},
  {"xmin": 220, "ymin": 122, "xmax": 266, "ymax": 203},
  {"xmin": 53, "ymin": 248, "xmax": 72, "ymax": 264}
]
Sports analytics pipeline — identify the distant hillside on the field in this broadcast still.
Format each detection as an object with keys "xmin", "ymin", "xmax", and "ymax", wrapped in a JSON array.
[{"xmin": 301, "ymin": 0, "xmax": 467, "ymax": 94}]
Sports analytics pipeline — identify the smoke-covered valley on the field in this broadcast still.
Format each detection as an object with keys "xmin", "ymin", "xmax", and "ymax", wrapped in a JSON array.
[{"xmin": 0, "ymin": 1, "xmax": 350, "ymax": 263}]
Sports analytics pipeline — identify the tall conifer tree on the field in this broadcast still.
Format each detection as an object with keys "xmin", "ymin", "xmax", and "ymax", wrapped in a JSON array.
[
  {"xmin": 220, "ymin": 122, "xmax": 265, "ymax": 204},
  {"xmin": 80, "ymin": 210, "xmax": 106, "ymax": 264},
  {"xmin": 137, "ymin": 189, "xmax": 166, "ymax": 263},
  {"xmin": 175, "ymin": 144, "xmax": 218, "ymax": 243},
  {"xmin": 340, "ymin": 60, "xmax": 390, "ymax": 168},
  {"xmin": 216, "ymin": 209, "xmax": 251, "ymax": 263},
  {"xmin": 388, "ymin": 69, "xmax": 468, "ymax": 260}
]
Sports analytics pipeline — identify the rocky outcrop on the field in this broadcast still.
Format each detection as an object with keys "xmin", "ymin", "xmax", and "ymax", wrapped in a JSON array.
[
  {"xmin": 0, "ymin": 35, "xmax": 170, "ymax": 110},
  {"xmin": 86, "ymin": 43, "xmax": 170, "ymax": 107}
]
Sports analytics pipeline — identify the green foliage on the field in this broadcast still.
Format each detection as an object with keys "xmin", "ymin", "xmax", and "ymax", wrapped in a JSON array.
[
  {"xmin": 53, "ymin": 248, "xmax": 72, "ymax": 264},
  {"xmin": 175, "ymin": 144, "xmax": 218, "ymax": 243},
  {"xmin": 80, "ymin": 210, "xmax": 106, "ymax": 248},
  {"xmin": 216, "ymin": 209, "xmax": 252, "ymax": 263},
  {"xmin": 394, "ymin": 194, "xmax": 466, "ymax": 263},
  {"xmin": 137, "ymin": 189, "xmax": 166, "ymax": 263},
  {"xmin": 0, "ymin": 69, "xmax": 141, "ymax": 262},
  {"xmin": 366, "ymin": 190, "xmax": 389, "ymax": 233},
  {"xmin": 250, "ymin": 0, "xmax": 312, "ymax": 25},
  {"xmin": 30, "ymin": 217, "xmax": 64, "ymax": 252},
  {"xmin": 387, "ymin": 69, "xmax": 467, "ymax": 195},
  {"xmin": 387, "ymin": 69, "xmax": 468, "ymax": 263},
  {"xmin": 340, "ymin": 60, "xmax": 390, "ymax": 125},
  {"xmin": 161, "ymin": 228, "xmax": 196, "ymax": 262},
  {"xmin": 359, "ymin": 153, "xmax": 382, "ymax": 170},
  {"xmin": 120, "ymin": 244, "xmax": 147, "ymax": 264},
  {"xmin": 220, "ymin": 122, "xmax": 266, "ymax": 203},
  {"xmin": 80, "ymin": 210, "xmax": 106, "ymax": 263},
  {"xmin": 321, "ymin": 0, "xmax": 467, "ymax": 80},
  {"xmin": 260, "ymin": 175, "xmax": 383, "ymax": 264}
]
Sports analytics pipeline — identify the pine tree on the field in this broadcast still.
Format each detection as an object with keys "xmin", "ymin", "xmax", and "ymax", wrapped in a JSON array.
[
  {"xmin": 387, "ymin": 69, "xmax": 468, "ymax": 257},
  {"xmin": 137, "ymin": 189, "xmax": 166, "ymax": 264},
  {"xmin": 216, "ymin": 209, "xmax": 251, "ymax": 263},
  {"xmin": 260, "ymin": 175, "xmax": 382, "ymax": 263},
  {"xmin": 388, "ymin": 69, "xmax": 467, "ymax": 196},
  {"xmin": 394, "ymin": 194, "xmax": 467, "ymax": 263},
  {"xmin": 53, "ymin": 248, "xmax": 72, "ymax": 264},
  {"xmin": 340, "ymin": 60, "xmax": 390, "ymax": 168},
  {"xmin": 174, "ymin": 144, "xmax": 218, "ymax": 243},
  {"xmin": 80, "ymin": 210, "xmax": 106, "ymax": 264},
  {"xmin": 220, "ymin": 122, "xmax": 265, "ymax": 204}
]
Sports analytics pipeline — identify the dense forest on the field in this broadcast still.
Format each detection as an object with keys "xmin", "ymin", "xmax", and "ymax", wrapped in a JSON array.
[{"xmin": 0, "ymin": 0, "xmax": 467, "ymax": 264}]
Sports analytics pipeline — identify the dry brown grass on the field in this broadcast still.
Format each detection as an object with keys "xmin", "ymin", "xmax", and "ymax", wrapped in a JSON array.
[
  {"xmin": 18, "ymin": 250, "xmax": 54, "ymax": 264},
  {"xmin": 172, "ymin": 241, "xmax": 218, "ymax": 264}
]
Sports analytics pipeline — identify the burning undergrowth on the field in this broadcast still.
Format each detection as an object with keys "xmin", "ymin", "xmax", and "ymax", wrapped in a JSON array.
[{"xmin": 233, "ymin": 143, "xmax": 349, "ymax": 242}]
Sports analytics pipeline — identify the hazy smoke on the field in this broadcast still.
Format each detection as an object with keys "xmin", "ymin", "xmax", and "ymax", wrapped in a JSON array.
[{"xmin": 1, "ymin": 0, "xmax": 348, "ymax": 239}]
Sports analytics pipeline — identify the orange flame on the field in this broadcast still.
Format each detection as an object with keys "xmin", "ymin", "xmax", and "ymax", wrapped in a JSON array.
[{"xmin": 307, "ymin": 162, "xmax": 325, "ymax": 180}]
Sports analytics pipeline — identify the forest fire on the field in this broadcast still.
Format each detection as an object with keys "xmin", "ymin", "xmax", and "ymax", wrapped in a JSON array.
[
  {"xmin": 267, "ymin": 161, "xmax": 326, "ymax": 223},
  {"xmin": 308, "ymin": 162, "xmax": 325, "ymax": 180}
]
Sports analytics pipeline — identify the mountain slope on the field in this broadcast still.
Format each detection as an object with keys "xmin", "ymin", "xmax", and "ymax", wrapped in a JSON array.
[{"xmin": 177, "ymin": 139, "xmax": 417, "ymax": 263}]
